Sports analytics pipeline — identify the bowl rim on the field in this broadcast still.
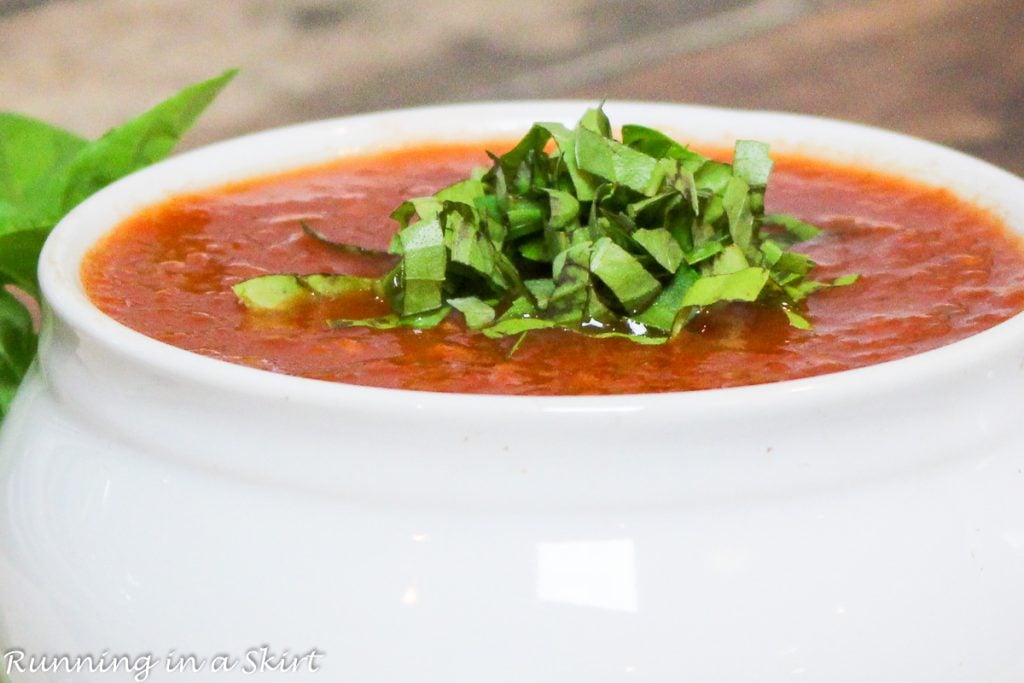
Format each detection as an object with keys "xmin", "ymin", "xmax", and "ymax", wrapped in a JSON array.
[{"xmin": 38, "ymin": 99, "xmax": 1024, "ymax": 416}]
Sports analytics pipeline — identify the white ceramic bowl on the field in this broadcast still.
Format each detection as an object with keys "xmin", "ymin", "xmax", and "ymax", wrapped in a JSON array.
[{"xmin": 3, "ymin": 102, "xmax": 1024, "ymax": 683}]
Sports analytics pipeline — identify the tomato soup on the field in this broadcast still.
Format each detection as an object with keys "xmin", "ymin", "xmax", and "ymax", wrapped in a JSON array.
[{"xmin": 81, "ymin": 143, "xmax": 1024, "ymax": 395}]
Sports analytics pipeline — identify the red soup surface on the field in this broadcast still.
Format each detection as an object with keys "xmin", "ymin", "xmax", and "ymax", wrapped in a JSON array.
[{"xmin": 82, "ymin": 143, "xmax": 1024, "ymax": 395}]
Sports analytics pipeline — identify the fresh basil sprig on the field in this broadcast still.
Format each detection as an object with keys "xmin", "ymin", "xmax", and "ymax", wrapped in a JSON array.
[
  {"xmin": 234, "ymin": 107, "xmax": 856, "ymax": 341},
  {"xmin": 0, "ymin": 69, "xmax": 237, "ymax": 418}
]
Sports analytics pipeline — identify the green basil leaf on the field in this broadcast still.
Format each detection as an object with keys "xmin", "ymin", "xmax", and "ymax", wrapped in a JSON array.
[
  {"xmin": 686, "ymin": 240, "xmax": 724, "ymax": 265},
  {"xmin": 436, "ymin": 178, "xmax": 486, "ymax": 205},
  {"xmin": 448, "ymin": 296, "xmax": 496, "ymax": 329},
  {"xmin": 632, "ymin": 228, "xmax": 684, "ymax": 273},
  {"xmin": 524, "ymin": 278, "xmax": 556, "ymax": 310},
  {"xmin": 0, "ymin": 71, "xmax": 234, "ymax": 421},
  {"xmin": 733, "ymin": 140, "xmax": 773, "ymax": 188},
  {"xmin": 682, "ymin": 267, "xmax": 770, "ymax": 306},
  {"xmin": 693, "ymin": 160, "xmax": 732, "ymax": 195},
  {"xmin": 0, "ymin": 228, "xmax": 49, "ymax": 298},
  {"xmin": 301, "ymin": 221, "xmax": 390, "ymax": 257},
  {"xmin": 0, "ymin": 114, "xmax": 86, "ymax": 224},
  {"xmin": 592, "ymin": 328, "xmax": 669, "ymax": 345},
  {"xmin": 481, "ymin": 316, "xmax": 559, "ymax": 338},
  {"xmin": 445, "ymin": 203, "xmax": 497, "ymax": 280},
  {"xmin": 233, "ymin": 273, "xmax": 380, "ymax": 311},
  {"xmin": 575, "ymin": 127, "xmax": 662, "ymax": 196},
  {"xmin": 621, "ymin": 124, "xmax": 707, "ymax": 171},
  {"xmin": 400, "ymin": 279, "xmax": 443, "ymax": 316},
  {"xmin": 59, "ymin": 69, "xmax": 238, "ymax": 213},
  {"xmin": 634, "ymin": 265, "xmax": 699, "ymax": 333},
  {"xmin": 711, "ymin": 244, "xmax": 750, "ymax": 275},
  {"xmin": 542, "ymin": 187, "xmax": 581, "ymax": 229},
  {"xmin": 578, "ymin": 105, "xmax": 612, "ymax": 137},
  {"xmin": 537, "ymin": 121, "xmax": 599, "ymax": 201},
  {"xmin": 833, "ymin": 273, "xmax": 860, "ymax": 286},
  {"xmin": 547, "ymin": 241, "xmax": 594, "ymax": 324},
  {"xmin": 722, "ymin": 175, "xmax": 754, "ymax": 254},
  {"xmin": 783, "ymin": 307, "xmax": 812, "ymax": 330},
  {"xmin": 590, "ymin": 237, "xmax": 661, "ymax": 313},
  {"xmin": 0, "ymin": 288, "xmax": 37, "ymax": 418},
  {"xmin": 398, "ymin": 217, "xmax": 446, "ymax": 314},
  {"xmin": 764, "ymin": 213, "xmax": 821, "ymax": 241},
  {"xmin": 330, "ymin": 306, "xmax": 451, "ymax": 331}
]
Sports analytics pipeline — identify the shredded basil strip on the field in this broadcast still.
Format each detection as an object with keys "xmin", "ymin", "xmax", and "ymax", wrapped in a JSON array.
[
  {"xmin": 300, "ymin": 221, "xmax": 390, "ymax": 257},
  {"xmin": 235, "ymin": 106, "xmax": 856, "ymax": 342}
]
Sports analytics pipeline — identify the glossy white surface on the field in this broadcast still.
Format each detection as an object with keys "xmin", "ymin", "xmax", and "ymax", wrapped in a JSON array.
[{"xmin": 2, "ymin": 102, "xmax": 1024, "ymax": 682}]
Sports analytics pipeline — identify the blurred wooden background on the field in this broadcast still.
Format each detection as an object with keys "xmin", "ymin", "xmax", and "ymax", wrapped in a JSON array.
[{"xmin": 2, "ymin": 0, "xmax": 1022, "ymax": 173}]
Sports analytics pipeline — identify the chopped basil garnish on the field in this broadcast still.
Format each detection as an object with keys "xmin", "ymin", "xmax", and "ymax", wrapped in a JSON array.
[{"xmin": 235, "ymin": 107, "xmax": 856, "ymax": 342}]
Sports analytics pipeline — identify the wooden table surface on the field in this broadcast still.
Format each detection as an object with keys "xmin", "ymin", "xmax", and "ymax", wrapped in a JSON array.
[
  {"xmin": 576, "ymin": 0, "xmax": 1024, "ymax": 176},
  {"xmin": 3, "ymin": 0, "xmax": 1021, "ymax": 175}
]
